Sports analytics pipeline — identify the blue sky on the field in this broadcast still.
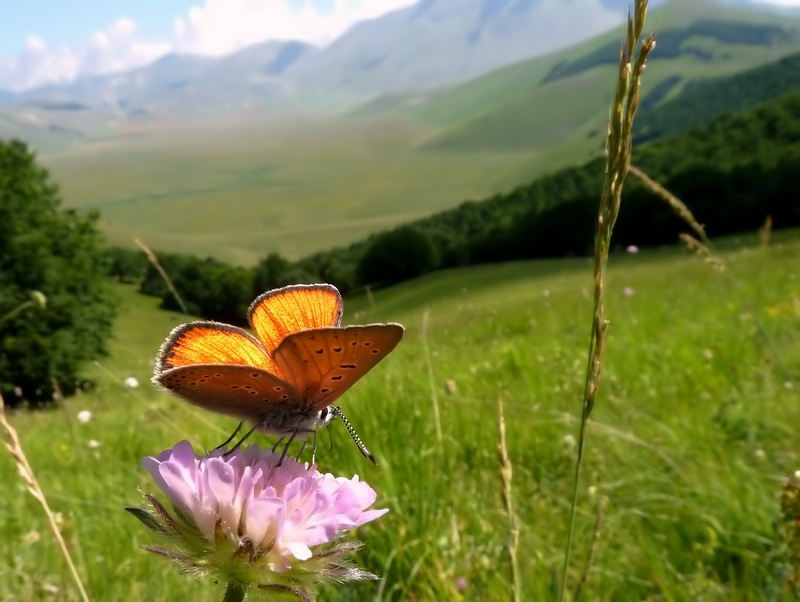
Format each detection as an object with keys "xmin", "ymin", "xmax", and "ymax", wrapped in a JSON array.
[
  {"xmin": 3, "ymin": 2, "xmax": 192, "ymax": 56},
  {"xmin": 1, "ymin": 1, "xmax": 353, "ymax": 55},
  {"xmin": 0, "ymin": 0, "xmax": 418, "ymax": 90}
]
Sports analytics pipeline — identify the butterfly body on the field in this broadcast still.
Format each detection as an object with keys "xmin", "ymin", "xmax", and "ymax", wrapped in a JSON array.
[{"xmin": 152, "ymin": 284, "xmax": 403, "ymax": 454}]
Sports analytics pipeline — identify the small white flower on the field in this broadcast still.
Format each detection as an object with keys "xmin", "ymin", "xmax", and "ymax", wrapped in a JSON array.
[
  {"xmin": 626, "ymin": 245, "xmax": 639, "ymax": 254},
  {"xmin": 124, "ymin": 377, "xmax": 139, "ymax": 389},
  {"xmin": 562, "ymin": 434, "xmax": 576, "ymax": 450},
  {"xmin": 88, "ymin": 439, "xmax": 101, "ymax": 449},
  {"xmin": 76, "ymin": 410, "xmax": 92, "ymax": 423},
  {"xmin": 623, "ymin": 287, "xmax": 635, "ymax": 297},
  {"xmin": 23, "ymin": 530, "xmax": 40, "ymax": 545}
]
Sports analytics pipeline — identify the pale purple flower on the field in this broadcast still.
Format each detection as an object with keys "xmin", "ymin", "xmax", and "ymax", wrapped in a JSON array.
[
  {"xmin": 626, "ymin": 245, "xmax": 639, "ymax": 254},
  {"xmin": 623, "ymin": 287, "xmax": 635, "ymax": 297},
  {"xmin": 128, "ymin": 441, "xmax": 386, "ymax": 597},
  {"xmin": 456, "ymin": 576, "xmax": 468, "ymax": 592}
]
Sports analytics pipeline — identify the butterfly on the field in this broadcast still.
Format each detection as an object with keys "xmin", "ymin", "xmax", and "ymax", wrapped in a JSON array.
[{"xmin": 152, "ymin": 283, "xmax": 404, "ymax": 464}]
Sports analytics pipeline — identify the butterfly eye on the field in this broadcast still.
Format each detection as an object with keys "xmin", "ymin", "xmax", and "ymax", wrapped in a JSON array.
[{"xmin": 317, "ymin": 406, "xmax": 335, "ymax": 427}]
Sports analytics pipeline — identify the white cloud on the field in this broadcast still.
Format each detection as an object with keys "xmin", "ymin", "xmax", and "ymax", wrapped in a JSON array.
[
  {"xmin": 0, "ymin": 1, "xmax": 417, "ymax": 91},
  {"xmin": 0, "ymin": 18, "xmax": 169, "ymax": 91},
  {"xmin": 753, "ymin": 0, "xmax": 800, "ymax": 5},
  {"xmin": 173, "ymin": 0, "xmax": 418, "ymax": 56}
]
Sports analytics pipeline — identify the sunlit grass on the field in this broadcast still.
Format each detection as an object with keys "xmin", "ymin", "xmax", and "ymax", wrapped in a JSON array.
[{"xmin": 1, "ymin": 232, "xmax": 798, "ymax": 599}]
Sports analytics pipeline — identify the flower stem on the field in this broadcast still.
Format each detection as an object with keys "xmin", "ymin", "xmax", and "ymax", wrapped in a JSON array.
[{"xmin": 222, "ymin": 581, "xmax": 246, "ymax": 602}]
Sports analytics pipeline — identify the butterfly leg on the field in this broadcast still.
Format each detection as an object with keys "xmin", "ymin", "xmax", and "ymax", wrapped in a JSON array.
[
  {"xmin": 214, "ymin": 421, "xmax": 244, "ymax": 451},
  {"xmin": 295, "ymin": 438, "xmax": 308, "ymax": 460},
  {"xmin": 278, "ymin": 429, "xmax": 300, "ymax": 466},
  {"xmin": 271, "ymin": 436, "xmax": 285, "ymax": 453},
  {"xmin": 223, "ymin": 421, "xmax": 263, "ymax": 457},
  {"xmin": 309, "ymin": 430, "xmax": 319, "ymax": 466}
]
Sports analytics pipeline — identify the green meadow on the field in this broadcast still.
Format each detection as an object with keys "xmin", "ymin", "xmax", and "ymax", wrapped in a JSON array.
[
  {"xmin": 2, "ymin": 231, "xmax": 798, "ymax": 600},
  {"xmin": 42, "ymin": 115, "xmax": 526, "ymax": 265}
]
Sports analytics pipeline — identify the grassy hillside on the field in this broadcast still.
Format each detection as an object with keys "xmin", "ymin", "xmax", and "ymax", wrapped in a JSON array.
[
  {"xmin": 359, "ymin": 0, "xmax": 800, "ymax": 179},
  {"xmin": 634, "ymin": 49, "xmax": 800, "ymax": 141},
  {"xmin": 1, "ymin": 231, "xmax": 799, "ymax": 599}
]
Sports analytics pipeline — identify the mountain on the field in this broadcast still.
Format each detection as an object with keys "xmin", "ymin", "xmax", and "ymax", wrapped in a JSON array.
[
  {"xmin": 4, "ymin": 0, "xmax": 635, "ymax": 117},
  {"xmin": 348, "ymin": 0, "xmax": 800, "ymax": 176},
  {"xmin": 3, "ymin": 0, "xmax": 798, "ymax": 152},
  {"xmin": 11, "ymin": 41, "xmax": 316, "ymax": 115},
  {"xmin": 286, "ymin": 0, "xmax": 626, "ymax": 98}
]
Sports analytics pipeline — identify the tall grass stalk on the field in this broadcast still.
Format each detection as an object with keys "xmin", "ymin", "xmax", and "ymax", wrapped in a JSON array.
[
  {"xmin": 629, "ymin": 164, "xmax": 795, "ymax": 389},
  {"xmin": 574, "ymin": 495, "xmax": 607, "ymax": 601},
  {"xmin": 134, "ymin": 237, "xmax": 189, "ymax": 315},
  {"xmin": 560, "ymin": 2, "xmax": 654, "ymax": 599},
  {"xmin": 497, "ymin": 398, "xmax": 520, "ymax": 602},
  {"xmin": 421, "ymin": 309, "xmax": 444, "ymax": 447},
  {"xmin": 0, "ymin": 393, "xmax": 91, "ymax": 602}
]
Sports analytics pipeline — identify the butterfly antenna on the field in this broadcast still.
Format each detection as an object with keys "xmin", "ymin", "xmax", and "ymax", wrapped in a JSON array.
[
  {"xmin": 331, "ymin": 405, "xmax": 377, "ymax": 465},
  {"xmin": 318, "ymin": 423, "xmax": 335, "ymax": 462}
]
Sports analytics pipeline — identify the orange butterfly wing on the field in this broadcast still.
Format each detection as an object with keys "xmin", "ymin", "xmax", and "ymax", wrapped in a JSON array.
[
  {"xmin": 248, "ymin": 284, "xmax": 343, "ymax": 352},
  {"xmin": 154, "ymin": 364, "xmax": 303, "ymax": 427},
  {"xmin": 154, "ymin": 321, "xmax": 280, "ymax": 375},
  {"xmin": 273, "ymin": 323, "xmax": 404, "ymax": 412}
]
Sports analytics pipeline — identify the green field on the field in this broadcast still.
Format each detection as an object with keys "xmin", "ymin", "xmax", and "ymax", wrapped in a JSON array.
[
  {"xmin": 42, "ymin": 114, "xmax": 529, "ymax": 266},
  {"xmin": 2, "ymin": 231, "xmax": 799, "ymax": 600}
]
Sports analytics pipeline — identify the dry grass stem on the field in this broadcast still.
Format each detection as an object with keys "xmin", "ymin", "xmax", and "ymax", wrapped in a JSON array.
[
  {"xmin": 574, "ymin": 495, "xmax": 608, "ymax": 601},
  {"xmin": 0, "ymin": 393, "xmax": 91, "ymax": 602},
  {"xmin": 560, "ymin": 1, "xmax": 654, "ymax": 599},
  {"xmin": 679, "ymin": 234, "xmax": 726, "ymax": 272},
  {"xmin": 134, "ymin": 237, "xmax": 189, "ymax": 315},
  {"xmin": 628, "ymin": 164, "xmax": 705, "ymax": 238},
  {"xmin": 759, "ymin": 215, "xmax": 773, "ymax": 249},
  {"xmin": 497, "ymin": 398, "xmax": 521, "ymax": 602}
]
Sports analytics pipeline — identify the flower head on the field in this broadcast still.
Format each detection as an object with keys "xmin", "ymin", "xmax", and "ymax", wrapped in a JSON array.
[
  {"xmin": 76, "ymin": 410, "xmax": 92, "ymax": 423},
  {"xmin": 128, "ymin": 441, "xmax": 387, "ymax": 598},
  {"xmin": 123, "ymin": 376, "xmax": 139, "ymax": 389}
]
